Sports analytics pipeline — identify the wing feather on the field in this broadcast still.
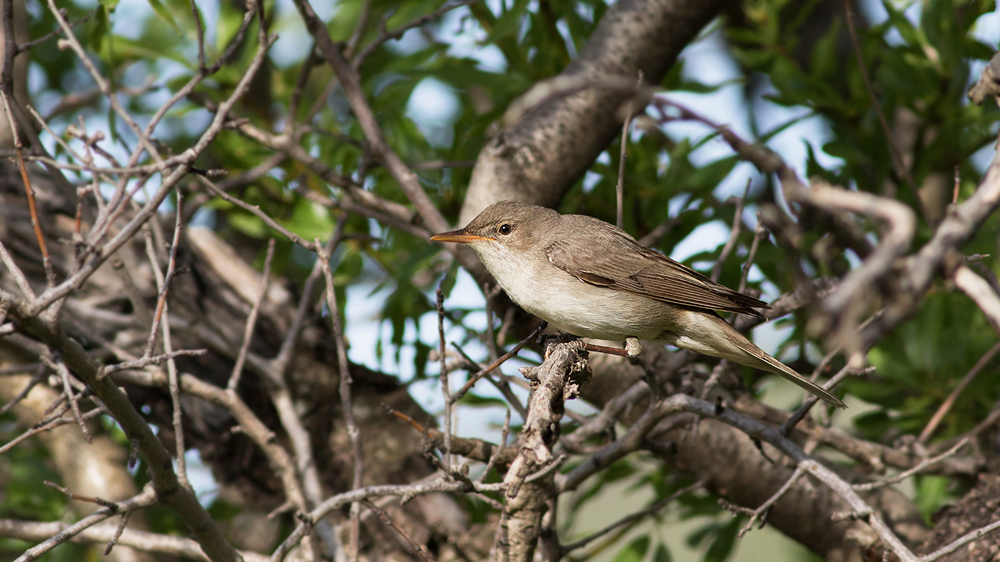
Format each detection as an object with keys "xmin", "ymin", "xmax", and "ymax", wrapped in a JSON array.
[{"xmin": 545, "ymin": 216, "xmax": 767, "ymax": 317}]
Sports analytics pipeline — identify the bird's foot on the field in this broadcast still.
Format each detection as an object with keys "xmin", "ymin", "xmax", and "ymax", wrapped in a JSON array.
[{"xmin": 625, "ymin": 337, "xmax": 642, "ymax": 358}]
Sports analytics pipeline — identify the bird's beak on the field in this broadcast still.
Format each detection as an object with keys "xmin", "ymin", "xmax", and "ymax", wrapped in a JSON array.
[{"xmin": 431, "ymin": 229, "xmax": 494, "ymax": 243}]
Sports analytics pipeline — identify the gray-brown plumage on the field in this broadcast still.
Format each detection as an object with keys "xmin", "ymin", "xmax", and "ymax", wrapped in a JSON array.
[{"xmin": 433, "ymin": 200, "xmax": 846, "ymax": 408}]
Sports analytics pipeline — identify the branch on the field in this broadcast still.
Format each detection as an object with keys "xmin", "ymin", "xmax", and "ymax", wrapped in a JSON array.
[
  {"xmin": 2, "ymin": 292, "xmax": 242, "ymax": 562},
  {"xmin": 0, "ymin": 517, "xmax": 268, "ymax": 562}
]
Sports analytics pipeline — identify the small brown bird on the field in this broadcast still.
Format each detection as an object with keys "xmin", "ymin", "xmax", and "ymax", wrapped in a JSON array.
[{"xmin": 432, "ymin": 200, "xmax": 846, "ymax": 408}]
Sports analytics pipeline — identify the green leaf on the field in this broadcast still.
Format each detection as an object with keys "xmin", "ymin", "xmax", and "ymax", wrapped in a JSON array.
[
  {"xmin": 915, "ymin": 476, "xmax": 951, "ymax": 523},
  {"xmin": 611, "ymin": 535, "xmax": 650, "ymax": 562},
  {"xmin": 703, "ymin": 517, "xmax": 740, "ymax": 562},
  {"xmin": 654, "ymin": 543, "xmax": 672, "ymax": 562},
  {"xmin": 90, "ymin": 6, "xmax": 111, "ymax": 52},
  {"xmin": 147, "ymin": 0, "xmax": 181, "ymax": 35},
  {"xmin": 486, "ymin": 0, "xmax": 531, "ymax": 43}
]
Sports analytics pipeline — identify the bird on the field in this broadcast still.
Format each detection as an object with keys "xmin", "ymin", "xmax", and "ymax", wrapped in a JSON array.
[{"xmin": 432, "ymin": 200, "xmax": 846, "ymax": 409}]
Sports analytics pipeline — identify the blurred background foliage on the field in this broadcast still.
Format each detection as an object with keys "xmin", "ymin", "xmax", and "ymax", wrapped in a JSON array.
[{"xmin": 4, "ymin": 0, "xmax": 1000, "ymax": 560}]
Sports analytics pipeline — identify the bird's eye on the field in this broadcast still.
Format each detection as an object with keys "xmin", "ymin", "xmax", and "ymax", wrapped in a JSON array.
[{"xmin": 498, "ymin": 224, "xmax": 512, "ymax": 235}]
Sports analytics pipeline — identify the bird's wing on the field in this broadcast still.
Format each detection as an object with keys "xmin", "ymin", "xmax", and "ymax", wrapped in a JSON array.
[{"xmin": 545, "ymin": 223, "xmax": 768, "ymax": 317}]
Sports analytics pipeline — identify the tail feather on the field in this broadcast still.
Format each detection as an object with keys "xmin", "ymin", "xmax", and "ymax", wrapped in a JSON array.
[
  {"xmin": 668, "ymin": 312, "xmax": 847, "ymax": 409},
  {"xmin": 739, "ymin": 342, "xmax": 847, "ymax": 409}
]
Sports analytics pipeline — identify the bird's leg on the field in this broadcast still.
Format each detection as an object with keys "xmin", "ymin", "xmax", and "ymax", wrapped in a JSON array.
[
  {"xmin": 582, "ymin": 338, "xmax": 644, "ymax": 359},
  {"xmin": 625, "ymin": 337, "xmax": 642, "ymax": 358},
  {"xmin": 583, "ymin": 343, "xmax": 629, "ymax": 357}
]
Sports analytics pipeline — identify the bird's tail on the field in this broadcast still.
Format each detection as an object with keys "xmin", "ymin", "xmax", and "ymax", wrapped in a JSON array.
[{"xmin": 668, "ymin": 312, "xmax": 847, "ymax": 409}]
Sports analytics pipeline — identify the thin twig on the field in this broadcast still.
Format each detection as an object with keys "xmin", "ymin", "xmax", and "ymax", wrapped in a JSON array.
[
  {"xmin": 918, "ymin": 518, "xmax": 1000, "ymax": 562},
  {"xmin": 0, "ymin": 240, "xmax": 36, "ymax": 300},
  {"xmin": 853, "ymin": 439, "xmax": 970, "ymax": 491},
  {"xmin": 104, "ymin": 510, "xmax": 131, "ymax": 555},
  {"xmin": 562, "ymin": 480, "xmax": 704, "ymax": 555},
  {"xmin": 739, "ymin": 220, "xmax": 768, "ymax": 293},
  {"xmin": 778, "ymin": 366, "xmax": 865, "ymax": 436},
  {"xmin": 450, "ymin": 342, "xmax": 530, "ymax": 422},
  {"xmin": 351, "ymin": 0, "xmax": 483, "ymax": 69},
  {"xmin": 227, "ymin": 240, "xmax": 277, "ymax": 391},
  {"xmin": 842, "ymin": 0, "xmax": 918, "ymax": 205},
  {"xmin": 197, "ymin": 175, "xmax": 319, "ymax": 252},
  {"xmin": 452, "ymin": 322, "xmax": 546, "ymax": 402},
  {"xmin": 730, "ymin": 466, "xmax": 805, "ymax": 538},
  {"xmin": 44, "ymin": 481, "xmax": 120, "ymax": 511},
  {"xmin": 919, "ymin": 341, "xmax": 1000, "ymax": 443},
  {"xmin": 161, "ymin": 192, "xmax": 189, "ymax": 488},
  {"xmin": 478, "ymin": 408, "xmax": 511, "ymax": 484},
  {"xmin": 316, "ymin": 218, "xmax": 363, "ymax": 561},
  {"xmin": 436, "ymin": 288, "xmax": 453, "ymax": 468},
  {"xmin": 615, "ymin": 72, "xmax": 643, "ymax": 229},
  {"xmin": 1, "ymin": 90, "xmax": 55, "ymax": 289},
  {"xmin": 97, "ymin": 349, "xmax": 207, "ymax": 380},
  {"xmin": 14, "ymin": 9, "xmax": 96, "ymax": 55},
  {"xmin": 11, "ymin": 485, "xmax": 158, "ymax": 562},
  {"xmin": 711, "ymin": 179, "xmax": 750, "ymax": 283},
  {"xmin": 0, "ymin": 407, "xmax": 103, "ymax": 455},
  {"xmin": 361, "ymin": 501, "xmax": 435, "ymax": 562}
]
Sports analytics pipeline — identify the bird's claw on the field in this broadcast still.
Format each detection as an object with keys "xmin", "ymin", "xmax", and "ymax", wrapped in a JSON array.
[{"xmin": 625, "ymin": 337, "xmax": 642, "ymax": 358}]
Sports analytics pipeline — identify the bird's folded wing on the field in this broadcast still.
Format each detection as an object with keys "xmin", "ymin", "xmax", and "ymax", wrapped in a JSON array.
[{"xmin": 545, "ymin": 232, "xmax": 768, "ymax": 317}]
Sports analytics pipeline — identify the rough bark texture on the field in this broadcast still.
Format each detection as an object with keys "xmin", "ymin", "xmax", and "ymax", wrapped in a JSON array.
[
  {"xmin": 460, "ymin": 0, "xmax": 728, "ymax": 225},
  {"xmin": 918, "ymin": 473, "xmax": 1000, "ymax": 562}
]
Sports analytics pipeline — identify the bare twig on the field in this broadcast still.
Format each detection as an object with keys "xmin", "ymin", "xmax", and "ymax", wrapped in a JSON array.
[
  {"xmin": 1, "ymin": 90, "xmax": 55, "ymax": 288},
  {"xmin": 361, "ymin": 501, "xmax": 434, "ymax": 562},
  {"xmin": 351, "ymin": 0, "xmax": 483, "ymax": 69},
  {"xmin": 919, "ymin": 518, "xmax": 1000, "ymax": 562},
  {"xmin": 197, "ymin": 175, "xmax": 319, "ymax": 252},
  {"xmin": 919, "ymin": 341, "xmax": 1000, "ymax": 443},
  {"xmin": 436, "ymin": 288, "xmax": 453, "ymax": 467},
  {"xmin": 853, "ymin": 439, "xmax": 970, "ymax": 492},
  {"xmin": 97, "ymin": 349, "xmax": 207, "ymax": 380},
  {"xmin": 560, "ymin": 480, "xmax": 704, "ymax": 555},
  {"xmin": 317, "ymin": 218, "xmax": 363, "ymax": 560},
  {"xmin": 227, "ymin": 239, "xmax": 277, "ymax": 392},
  {"xmin": 778, "ymin": 365, "xmax": 864, "ymax": 436},
  {"xmin": 0, "ymin": 406, "xmax": 103, "ymax": 455},
  {"xmin": 44, "ymin": 481, "xmax": 120, "ymax": 511},
  {"xmin": 953, "ymin": 265, "xmax": 1000, "ymax": 336},
  {"xmin": 0, "ymin": 239, "xmax": 36, "ymax": 300},
  {"xmin": 46, "ymin": 356, "xmax": 91, "ymax": 442},
  {"xmin": 12, "ymin": 485, "xmax": 157, "ymax": 562},
  {"xmin": 452, "ymin": 321, "xmax": 546, "ymax": 402},
  {"xmin": 724, "ymin": 466, "xmax": 805, "ymax": 538},
  {"xmin": 478, "ymin": 408, "xmax": 512, "ymax": 484},
  {"xmin": 615, "ymin": 72, "xmax": 643, "ymax": 229},
  {"xmin": 14, "ymin": 9, "xmax": 96, "ymax": 55},
  {"xmin": 739, "ymin": 219, "xmax": 768, "ymax": 293},
  {"xmin": 711, "ymin": 179, "xmax": 749, "ymax": 283},
  {"xmin": 272, "ymin": 477, "xmax": 505, "ymax": 560}
]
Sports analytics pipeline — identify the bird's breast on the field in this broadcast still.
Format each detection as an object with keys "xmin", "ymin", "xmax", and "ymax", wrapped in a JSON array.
[{"xmin": 476, "ymin": 245, "xmax": 682, "ymax": 341}]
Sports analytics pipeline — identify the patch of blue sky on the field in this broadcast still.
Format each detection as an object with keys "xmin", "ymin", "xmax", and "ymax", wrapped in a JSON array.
[
  {"xmin": 442, "ymin": 4, "xmax": 508, "ymax": 72},
  {"xmin": 859, "ymin": 0, "xmax": 921, "ymax": 47},
  {"xmin": 671, "ymin": 220, "xmax": 730, "ymax": 265},
  {"xmin": 406, "ymin": 78, "xmax": 461, "ymax": 147},
  {"xmin": 184, "ymin": 449, "xmax": 219, "ymax": 507},
  {"xmin": 971, "ymin": 8, "xmax": 1000, "ymax": 47},
  {"xmin": 271, "ymin": 0, "xmax": 314, "ymax": 68}
]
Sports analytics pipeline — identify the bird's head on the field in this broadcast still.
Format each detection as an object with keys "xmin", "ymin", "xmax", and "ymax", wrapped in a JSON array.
[{"xmin": 431, "ymin": 200, "xmax": 559, "ymax": 261}]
